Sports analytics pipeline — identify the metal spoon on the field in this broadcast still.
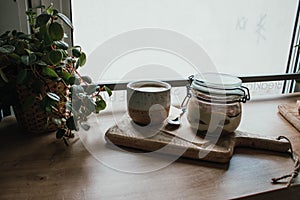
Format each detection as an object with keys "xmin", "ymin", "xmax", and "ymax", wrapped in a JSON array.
[{"xmin": 167, "ymin": 107, "xmax": 186, "ymax": 126}]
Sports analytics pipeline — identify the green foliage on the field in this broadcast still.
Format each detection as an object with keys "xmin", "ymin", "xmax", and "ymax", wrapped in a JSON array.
[
  {"xmin": 48, "ymin": 22, "xmax": 64, "ymax": 41},
  {"xmin": 95, "ymin": 98, "xmax": 107, "ymax": 113},
  {"xmin": 42, "ymin": 66, "xmax": 59, "ymax": 77},
  {"xmin": 0, "ymin": 4, "xmax": 112, "ymax": 144},
  {"xmin": 48, "ymin": 50, "xmax": 63, "ymax": 65}
]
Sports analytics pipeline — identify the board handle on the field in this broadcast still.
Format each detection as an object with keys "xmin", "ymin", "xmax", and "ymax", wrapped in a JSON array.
[{"xmin": 234, "ymin": 130, "xmax": 291, "ymax": 153}]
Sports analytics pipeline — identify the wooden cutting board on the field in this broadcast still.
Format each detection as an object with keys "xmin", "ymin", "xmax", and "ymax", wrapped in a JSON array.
[
  {"xmin": 105, "ymin": 115, "xmax": 291, "ymax": 163},
  {"xmin": 278, "ymin": 103, "xmax": 300, "ymax": 132}
]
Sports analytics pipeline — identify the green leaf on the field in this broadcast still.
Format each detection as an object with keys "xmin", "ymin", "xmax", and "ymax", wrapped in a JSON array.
[
  {"xmin": 104, "ymin": 86, "xmax": 112, "ymax": 96},
  {"xmin": 11, "ymin": 30, "xmax": 17, "ymax": 36},
  {"xmin": 0, "ymin": 45, "xmax": 15, "ymax": 54},
  {"xmin": 62, "ymin": 50, "xmax": 68, "ymax": 58},
  {"xmin": 79, "ymin": 52, "xmax": 86, "ymax": 66},
  {"xmin": 52, "ymin": 9, "xmax": 59, "ymax": 16},
  {"xmin": 81, "ymin": 76, "xmax": 92, "ymax": 84},
  {"xmin": 95, "ymin": 98, "xmax": 106, "ymax": 113},
  {"xmin": 0, "ymin": 47, "xmax": 10, "ymax": 54},
  {"xmin": 38, "ymin": 24, "xmax": 52, "ymax": 45},
  {"xmin": 68, "ymin": 76, "xmax": 75, "ymax": 85},
  {"xmin": 34, "ymin": 52, "xmax": 43, "ymax": 57},
  {"xmin": 0, "ymin": 68, "xmax": 8, "ymax": 83},
  {"xmin": 75, "ymin": 60, "xmax": 80, "ymax": 69},
  {"xmin": 72, "ymin": 48, "xmax": 81, "ymax": 58},
  {"xmin": 56, "ymin": 129, "xmax": 66, "ymax": 139},
  {"xmin": 8, "ymin": 53, "xmax": 21, "ymax": 62},
  {"xmin": 22, "ymin": 51, "xmax": 37, "ymax": 65},
  {"xmin": 48, "ymin": 22, "xmax": 64, "ymax": 41},
  {"xmin": 15, "ymin": 41, "xmax": 25, "ymax": 54},
  {"xmin": 48, "ymin": 50, "xmax": 63, "ymax": 65},
  {"xmin": 67, "ymin": 57, "xmax": 76, "ymax": 64},
  {"xmin": 46, "ymin": 6, "xmax": 54, "ymax": 15},
  {"xmin": 17, "ymin": 69, "xmax": 27, "ymax": 84},
  {"xmin": 85, "ymin": 84, "xmax": 97, "ymax": 95},
  {"xmin": 18, "ymin": 34, "xmax": 31, "ymax": 40},
  {"xmin": 0, "ymin": 31, "xmax": 10, "ymax": 38},
  {"xmin": 42, "ymin": 66, "xmax": 59, "ymax": 78},
  {"xmin": 53, "ymin": 40, "xmax": 69, "ymax": 50},
  {"xmin": 66, "ymin": 116, "xmax": 78, "ymax": 131},
  {"xmin": 47, "ymin": 92, "xmax": 60, "ymax": 102},
  {"xmin": 24, "ymin": 48, "xmax": 31, "ymax": 55},
  {"xmin": 18, "ymin": 33, "xmax": 31, "ymax": 40},
  {"xmin": 36, "ymin": 14, "xmax": 51, "ymax": 27},
  {"xmin": 22, "ymin": 95, "xmax": 35, "ymax": 111},
  {"xmin": 61, "ymin": 70, "xmax": 71, "ymax": 84},
  {"xmin": 57, "ymin": 12, "xmax": 73, "ymax": 29},
  {"xmin": 21, "ymin": 55, "xmax": 29, "ymax": 65},
  {"xmin": 35, "ymin": 60, "xmax": 47, "ymax": 66},
  {"xmin": 28, "ymin": 53, "xmax": 36, "ymax": 65},
  {"xmin": 45, "ymin": 105, "xmax": 52, "ymax": 113}
]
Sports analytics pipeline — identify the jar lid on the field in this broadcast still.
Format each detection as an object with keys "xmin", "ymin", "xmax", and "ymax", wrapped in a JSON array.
[{"xmin": 190, "ymin": 73, "xmax": 245, "ymax": 97}]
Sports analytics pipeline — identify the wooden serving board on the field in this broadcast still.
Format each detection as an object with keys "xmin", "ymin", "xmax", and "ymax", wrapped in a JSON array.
[
  {"xmin": 278, "ymin": 104, "xmax": 300, "ymax": 132},
  {"xmin": 105, "ymin": 115, "xmax": 291, "ymax": 163}
]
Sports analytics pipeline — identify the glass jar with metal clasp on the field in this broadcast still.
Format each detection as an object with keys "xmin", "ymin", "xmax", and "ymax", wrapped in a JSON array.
[{"xmin": 183, "ymin": 73, "xmax": 250, "ymax": 135}]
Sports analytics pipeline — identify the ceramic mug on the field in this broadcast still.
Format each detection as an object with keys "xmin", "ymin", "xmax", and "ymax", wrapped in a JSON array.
[{"xmin": 127, "ymin": 80, "xmax": 171, "ymax": 125}]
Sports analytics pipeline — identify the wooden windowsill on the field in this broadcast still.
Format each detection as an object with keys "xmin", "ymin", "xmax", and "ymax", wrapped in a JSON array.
[{"xmin": 0, "ymin": 93, "xmax": 300, "ymax": 199}]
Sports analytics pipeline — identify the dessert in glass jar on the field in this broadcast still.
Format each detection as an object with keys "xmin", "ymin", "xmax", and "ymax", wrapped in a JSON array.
[{"xmin": 186, "ymin": 73, "xmax": 250, "ymax": 135}]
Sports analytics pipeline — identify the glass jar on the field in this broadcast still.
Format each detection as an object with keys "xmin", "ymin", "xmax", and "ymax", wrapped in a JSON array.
[{"xmin": 186, "ymin": 73, "xmax": 250, "ymax": 134}]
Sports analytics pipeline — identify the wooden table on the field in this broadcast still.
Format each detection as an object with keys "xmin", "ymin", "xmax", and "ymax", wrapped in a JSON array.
[{"xmin": 1, "ymin": 92, "xmax": 300, "ymax": 200}]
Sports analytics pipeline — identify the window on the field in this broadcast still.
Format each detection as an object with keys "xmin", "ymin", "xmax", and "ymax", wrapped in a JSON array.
[
  {"xmin": 0, "ymin": 0, "xmax": 28, "ymax": 33},
  {"xmin": 25, "ymin": 0, "xmax": 300, "ymax": 96}
]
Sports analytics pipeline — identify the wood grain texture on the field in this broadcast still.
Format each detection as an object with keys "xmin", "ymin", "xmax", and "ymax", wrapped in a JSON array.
[
  {"xmin": 0, "ymin": 91, "xmax": 300, "ymax": 200},
  {"xmin": 105, "ymin": 119, "xmax": 291, "ymax": 163},
  {"xmin": 278, "ymin": 103, "xmax": 300, "ymax": 132}
]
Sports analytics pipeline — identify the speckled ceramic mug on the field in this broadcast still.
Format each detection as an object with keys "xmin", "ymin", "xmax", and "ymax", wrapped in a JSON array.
[{"xmin": 127, "ymin": 80, "xmax": 171, "ymax": 125}]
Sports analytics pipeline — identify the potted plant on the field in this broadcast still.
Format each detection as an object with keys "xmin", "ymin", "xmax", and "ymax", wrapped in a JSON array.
[{"xmin": 0, "ymin": 4, "xmax": 111, "ymax": 144}]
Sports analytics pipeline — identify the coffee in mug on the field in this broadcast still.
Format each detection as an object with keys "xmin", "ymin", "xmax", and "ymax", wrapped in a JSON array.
[{"xmin": 127, "ymin": 80, "xmax": 171, "ymax": 125}]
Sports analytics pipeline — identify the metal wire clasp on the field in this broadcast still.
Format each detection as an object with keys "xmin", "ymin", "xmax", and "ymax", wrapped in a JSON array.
[{"xmin": 180, "ymin": 84, "xmax": 192, "ymax": 109}]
